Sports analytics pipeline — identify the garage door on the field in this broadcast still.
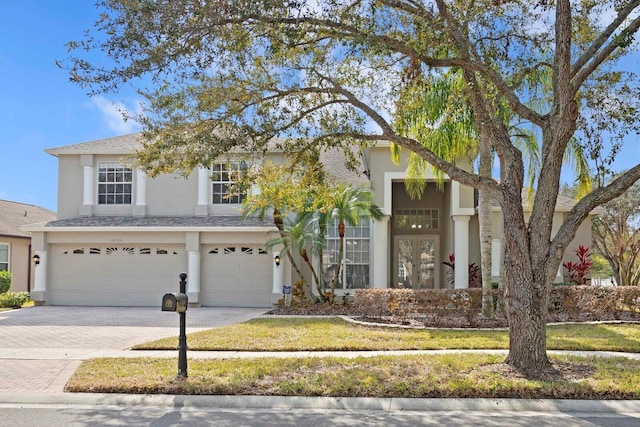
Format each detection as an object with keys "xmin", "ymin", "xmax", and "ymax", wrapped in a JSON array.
[
  {"xmin": 201, "ymin": 245, "xmax": 272, "ymax": 307},
  {"xmin": 49, "ymin": 245, "xmax": 186, "ymax": 306}
]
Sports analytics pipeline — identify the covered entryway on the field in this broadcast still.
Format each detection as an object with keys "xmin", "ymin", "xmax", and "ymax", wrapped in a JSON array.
[
  {"xmin": 394, "ymin": 235, "xmax": 439, "ymax": 289},
  {"xmin": 201, "ymin": 244, "xmax": 272, "ymax": 307},
  {"xmin": 48, "ymin": 244, "xmax": 186, "ymax": 306}
]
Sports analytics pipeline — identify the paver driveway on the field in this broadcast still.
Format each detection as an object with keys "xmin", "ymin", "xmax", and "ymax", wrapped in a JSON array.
[{"xmin": 0, "ymin": 306, "xmax": 266, "ymax": 393}]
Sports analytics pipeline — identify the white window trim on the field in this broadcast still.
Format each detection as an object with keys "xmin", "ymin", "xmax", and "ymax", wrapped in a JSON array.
[
  {"xmin": 319, "ymin": 219, "xmax": 372, "ymax": 293},
  {"xmin": 0, "ymin": 242, "xmax": 10, "ymax": 272},
  {"xmin": 210, "ymin": 160, "xmax": 247, "ymax": 205},
  {"xmin": 96, "ymin": 161, "xmax": 133, "ymax": 205}
]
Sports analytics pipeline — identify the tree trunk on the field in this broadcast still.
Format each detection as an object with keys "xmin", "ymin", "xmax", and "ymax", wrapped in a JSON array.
[
  {"xmin": 273, "ymin": 208, "xmax": 305, "ymax": 283},
  {"xmin": 504, "ymin": 272, "xmax": 550, "ymax": 374},
  {"xmin": 478, "ymin": 131, "xmax": 494, "ymax": 318},
  {"xmin": 332, "ymin": 220, "xmax": 346, "ymax": 300},
  {"xmin": 501, "ymin": 195, "xmax": 551, "ymax": 375},
  {"xmin": 301, "ymin": 249, "xmax": 325, "ymax": 300}
]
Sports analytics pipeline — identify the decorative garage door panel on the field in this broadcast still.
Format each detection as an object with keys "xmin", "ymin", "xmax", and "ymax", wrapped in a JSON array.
[
  {"xmin": 201, "ymin": 245, "xmax": 272, "ymax": 307},
  {"xmin": 49, "ymin": 245, "xmax": 186, "ymax": 306}
]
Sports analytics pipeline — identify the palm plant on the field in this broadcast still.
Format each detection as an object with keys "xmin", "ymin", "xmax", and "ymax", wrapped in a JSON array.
[
  {"xmin": 320, "ymin": 184, "xmax": 383, "ymax": 296},
  {"xmin": 394, "ymin": 68, "xmax": 591, "ymax": 317},
  {"xmin": 265, "ymin": 214, "xmax": 328, "ymax": 300}
]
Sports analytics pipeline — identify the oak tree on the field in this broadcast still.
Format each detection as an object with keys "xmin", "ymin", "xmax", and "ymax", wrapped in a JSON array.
[{"xmin": 66, "ymin": 0, "xmax": 640, "ymax": 377}]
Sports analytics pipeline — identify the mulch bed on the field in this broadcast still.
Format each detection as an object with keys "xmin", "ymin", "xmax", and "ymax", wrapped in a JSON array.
[{"xmin": 268, "ymin": 303, "xmax": 640, "ymax": 329}]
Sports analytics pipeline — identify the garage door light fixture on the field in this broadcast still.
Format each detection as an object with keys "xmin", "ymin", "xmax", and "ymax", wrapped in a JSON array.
[
  {"xmin": 32, "ymin": 254, "xmax": 41, "ymax": 266},
  {"xmin": 274, "ymin": 254, "xmax": 281, "ymax": 267}
]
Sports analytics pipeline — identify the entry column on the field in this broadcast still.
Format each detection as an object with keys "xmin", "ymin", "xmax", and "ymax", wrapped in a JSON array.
[
  {"xmin": 452, "ymin": 215, "xmax": 470, "ymax": 289},
  {"xmin": 32, "ymin": 250, "xmax": 47, "ymax": 304}
]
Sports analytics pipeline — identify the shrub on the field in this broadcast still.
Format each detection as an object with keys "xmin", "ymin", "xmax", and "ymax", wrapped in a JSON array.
[
  {"xmin": 563, "ymin": 245, "xmax": 593, "ymax": 286},
  {"xmin": 0, "ymin": 271, "xmax": 12, "ymax": 294},
  {"xmin": 0, "ymin": 291, "xmax": 30, "ymax": 308},
  {"xmin": 353, "ymin": 285, "xmax": 640, "ymax": 326}
]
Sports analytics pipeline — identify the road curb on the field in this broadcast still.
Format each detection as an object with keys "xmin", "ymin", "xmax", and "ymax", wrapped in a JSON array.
[{"xmin": 1, "ymin": 392, "xmax": 639, "ymax": 413}]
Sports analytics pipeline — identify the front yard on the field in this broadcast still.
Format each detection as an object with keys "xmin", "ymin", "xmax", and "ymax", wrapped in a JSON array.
[
  {"xmin": 66, "ymin": 317, "xmax": 640, "ymax": 398},
  {"xmin": 133, "ymin": 317, "xmax": 640, "ymax": 352}
]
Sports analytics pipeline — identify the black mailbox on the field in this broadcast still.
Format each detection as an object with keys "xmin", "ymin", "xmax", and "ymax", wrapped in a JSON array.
[{"xmin": 162, "ymin": 293, "xmax": 188, "ymax": 312}]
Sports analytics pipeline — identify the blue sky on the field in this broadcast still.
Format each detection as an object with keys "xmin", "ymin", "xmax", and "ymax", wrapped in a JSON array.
[
  {"xmin": 0, "ymin": 1, "xmax": 141, "ymax": 211},
  {"xmin": 1, "ymin": 2, "xmax": 639, "ymax": 213}
]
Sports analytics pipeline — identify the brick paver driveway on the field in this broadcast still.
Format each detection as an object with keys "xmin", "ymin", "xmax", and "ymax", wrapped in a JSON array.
[{"xmin": 0, "ymin": 306, "xmax": 266, "ymax": 393}]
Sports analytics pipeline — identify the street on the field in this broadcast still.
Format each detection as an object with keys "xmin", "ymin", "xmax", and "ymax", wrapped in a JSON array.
[{"xmin": 1, "ymin": 403, "xmax": 640, "ymax": 427}]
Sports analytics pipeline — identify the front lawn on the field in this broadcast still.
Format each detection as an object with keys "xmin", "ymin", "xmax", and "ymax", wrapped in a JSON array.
[
  {"xmin": 133, "ymin": 317, "xmax": 640, "ymax": 353},
  {"xmin": 68, "ymin": 317, "xmax": 640, "ymax": 398},
  {"xmin": 66, "ymin": 353, "xmax": 640, "ymax": 399}
]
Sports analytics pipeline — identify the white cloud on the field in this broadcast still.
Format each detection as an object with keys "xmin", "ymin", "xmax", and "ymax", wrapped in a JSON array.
[{"xmin": 90, "ymin": 96, "xmax": 143, "ymax": 134}]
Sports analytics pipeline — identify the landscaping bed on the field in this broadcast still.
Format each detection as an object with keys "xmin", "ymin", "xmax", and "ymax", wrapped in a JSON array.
[{"xmin": 268, "ymin": 286, "xmax": 640, "ymax": 328}]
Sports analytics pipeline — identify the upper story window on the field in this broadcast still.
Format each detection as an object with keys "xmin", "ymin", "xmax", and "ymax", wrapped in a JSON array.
[
  {"xmin": 98, "ymin": 162, "xmax": 132, "ymax": 205},
  {"xmin": 211, "ymin": 161, "xmax": 247, "ymax": 204},
  {"xmin": 0, "ymin": 244, "xmax": 8, "ymax": 271}
]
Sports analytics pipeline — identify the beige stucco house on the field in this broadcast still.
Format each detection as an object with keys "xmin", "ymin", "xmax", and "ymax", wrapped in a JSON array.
[
  {"xmin": 24, "ymin": 133, "xmax": 595, "ymax": 307},
  {"xmin": 0, "ymin": 200, "xmax": 56, "ymax": 292}
]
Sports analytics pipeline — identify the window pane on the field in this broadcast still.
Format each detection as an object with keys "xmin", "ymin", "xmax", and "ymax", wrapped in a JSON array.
[
  {"xmin": 97, "ymin": 162, "xmax": 133, "ymax": 205},
  {"xmin": 323, "ymin": 219, "xmax": 371, "ymax": 290},
  {"xmin": 0, "ymin": 245, "xmax": 8, "ymax": 262},
  {"xmin": 210, "ymin": 161, "xmax": 247, "ymax": 204}
]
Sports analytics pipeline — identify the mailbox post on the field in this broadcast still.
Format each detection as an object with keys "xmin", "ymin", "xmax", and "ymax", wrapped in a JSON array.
[
  {"xmin": 177, "ymin": 272, "xmax": 188, "ymax": 378},
  {"xmin": 161, "ymin": 273, "xmax": 188, "ymax": 378}
]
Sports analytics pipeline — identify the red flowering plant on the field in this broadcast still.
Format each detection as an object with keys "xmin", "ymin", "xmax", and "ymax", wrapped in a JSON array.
[
  {"xmin": 442, "ymin": 253, "xmax": 481, "ymax": 288},
  {"xmin": 562, "ymin": 245, "xmax": 593, "ymax": 286}
]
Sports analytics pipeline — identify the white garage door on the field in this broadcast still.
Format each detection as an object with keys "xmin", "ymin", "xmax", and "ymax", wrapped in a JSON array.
[
  {"xmin": 201, "ymin": 245, "xmax": 272, "ymax": 307},
  {"xmin": 49, "ymin": 245, "xmax": 186, "ymax": 306}
]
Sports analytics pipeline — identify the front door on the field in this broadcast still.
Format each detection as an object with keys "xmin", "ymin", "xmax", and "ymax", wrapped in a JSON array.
[{"xmin": 394, "ymin": 236, "xmax": 439, "ymax": 289}]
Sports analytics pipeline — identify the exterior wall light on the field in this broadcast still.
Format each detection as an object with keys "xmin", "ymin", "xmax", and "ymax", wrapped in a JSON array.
[
  {"xmin": 32, "ymin": 254, "xmax": 41, "ymax": 266},
  {"xmin": 274, "ymin": 254, "xmax": 281, "ymax": 267}
]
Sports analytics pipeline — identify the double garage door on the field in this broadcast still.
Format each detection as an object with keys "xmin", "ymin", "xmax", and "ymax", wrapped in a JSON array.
[{"xmin": 49, "ymin": 244, "xmax": 272, "ymax": 307}]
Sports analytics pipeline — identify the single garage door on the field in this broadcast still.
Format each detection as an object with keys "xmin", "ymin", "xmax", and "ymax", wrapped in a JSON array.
[
  {"xmin": 49, "ymin": 245, "xmax": 186, "ymax": 306},
  {"xmin": 201, "ymin": 244, "xmax": 272, "ymax": 307}
]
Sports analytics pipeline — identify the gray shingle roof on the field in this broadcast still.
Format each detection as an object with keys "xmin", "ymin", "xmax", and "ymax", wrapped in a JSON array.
[
  {"xmin": 0, "ymin": 200, "xmax": 56, "ymax": 238},
  {"xmin": 45, "ymin": 133, "xmax": 369, "ymax": 186},
  {"xmin": 489, "ymin": 189, "xmax": 596, "ymax": 213},
  {"xmin": 45, "ymin": 215, "xmax": 272, "ymax": 228},
  {"xmin": 320, "ymin": 147, "xmax": 369, "ymax": 185},
  {"xmin": 45, "ymin": 133, "xmax": 144, "ymax": 156}
]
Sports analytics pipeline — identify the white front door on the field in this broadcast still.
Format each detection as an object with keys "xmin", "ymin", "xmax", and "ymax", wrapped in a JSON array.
[{"xmin": 394, "ymin": 236, "xmax": 439, "ymax": 289}]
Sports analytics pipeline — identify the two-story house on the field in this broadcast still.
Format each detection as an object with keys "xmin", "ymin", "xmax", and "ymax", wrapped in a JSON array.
[{"xmin": 25, "ymin": 133, "xmax": 595, "ymax": 307}]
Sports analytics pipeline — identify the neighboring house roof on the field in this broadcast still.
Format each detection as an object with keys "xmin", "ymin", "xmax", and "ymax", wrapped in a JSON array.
[{"xmin": 0, "ymin": 200, "xmax": 56, "ymax": 238}]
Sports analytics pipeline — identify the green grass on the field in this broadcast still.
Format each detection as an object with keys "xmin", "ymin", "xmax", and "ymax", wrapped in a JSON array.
[
  {"xmin": 66, "ymin": 354, "xmax": 640, "ymax": 399},
  {"xmin": 133, "ymin": 317, "xmax": 640, "ymax": 353}
]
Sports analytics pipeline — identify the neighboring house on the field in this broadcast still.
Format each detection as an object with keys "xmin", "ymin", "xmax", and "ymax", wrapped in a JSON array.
[
  {"xmin": 24, "ymin": 134, "xmax": 598, "ymax": 307},
  {"xmin": 0, "ymin": 200, "xmax": 56, "ymax": 292}
]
